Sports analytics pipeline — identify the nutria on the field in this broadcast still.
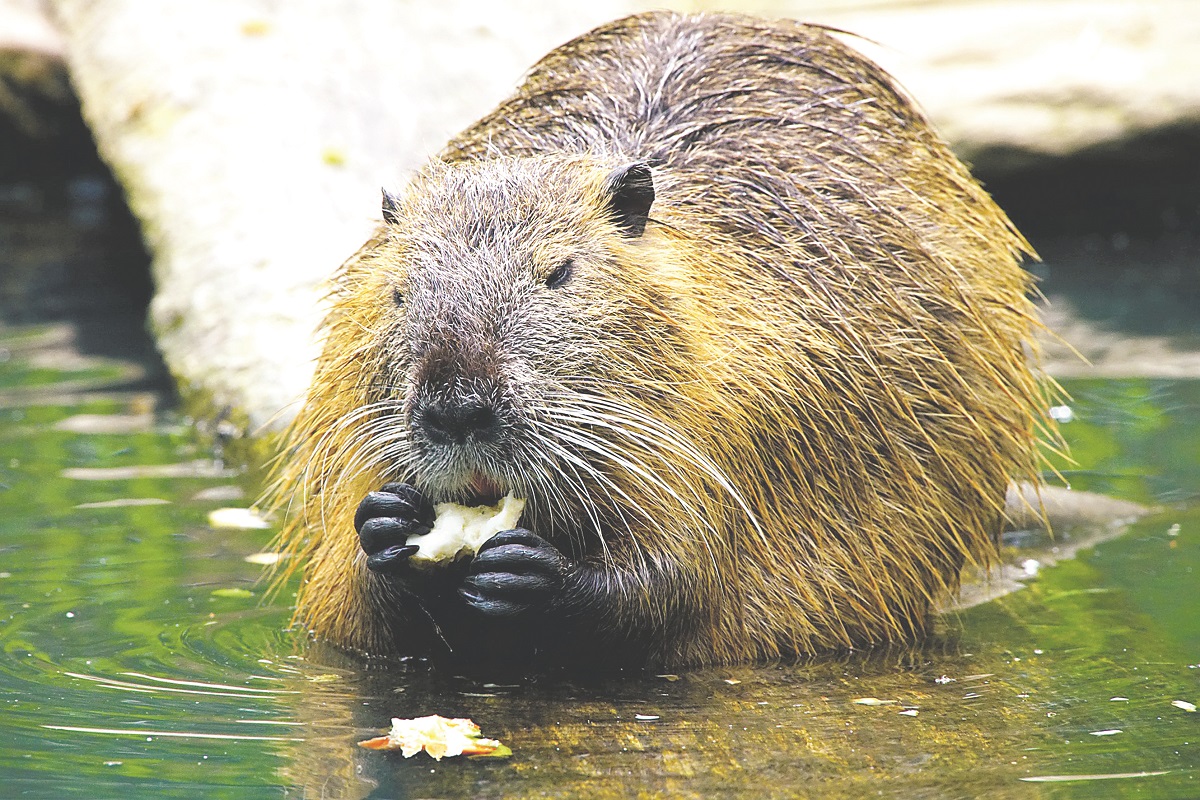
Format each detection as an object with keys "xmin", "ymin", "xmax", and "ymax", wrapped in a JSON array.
[{"xmin": 268, "ymin": 11, "xmax": 1053, "ymax": 670}]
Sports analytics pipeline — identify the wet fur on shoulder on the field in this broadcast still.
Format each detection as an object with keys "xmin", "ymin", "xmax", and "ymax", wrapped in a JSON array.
[{"xmin": 267, "ymin": 11, "xmax": 1055, "ymax": 668}]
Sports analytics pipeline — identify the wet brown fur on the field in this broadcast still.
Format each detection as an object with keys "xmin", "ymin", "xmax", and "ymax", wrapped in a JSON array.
[{"xmin": 268, "ymin": 12, "xmax": 1054, "ymax": 668}]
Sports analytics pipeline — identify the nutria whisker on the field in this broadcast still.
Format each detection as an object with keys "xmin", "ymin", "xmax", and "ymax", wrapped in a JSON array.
[
  {"xmin": 534, "ymin": 416, "xmax": 726, "ymax": 579},
  {"xmin": 521, "ymin": 428, "xmax": 616, "ymax": 563},
  {"xmin": 304, "ymin": 401, "xmax": 406, "ymax": 527},
  {"xmin": 543, "ymin": 392, "xmax": 766, "ymax": 537}
]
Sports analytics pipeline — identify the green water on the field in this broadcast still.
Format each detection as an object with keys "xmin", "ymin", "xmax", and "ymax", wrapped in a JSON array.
[{"xmin": 0, "ymin": 326, "xmax": 1197, "ymax": 799}]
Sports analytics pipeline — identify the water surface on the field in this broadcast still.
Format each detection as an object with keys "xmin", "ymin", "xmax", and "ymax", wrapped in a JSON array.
[
  {"xmin": 1, "ymin": 321, "xmax": 1197, "ymax": 799},
  {"xmin": 2, "ymin": 168, "xmax": 1198, "ymax": 798}
]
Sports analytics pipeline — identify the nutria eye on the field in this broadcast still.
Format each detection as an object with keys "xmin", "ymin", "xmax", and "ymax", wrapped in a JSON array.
[
  {"xmin": 392, "ymin": 287, "xmax": 404, "ymax": 307},
  {"xmin": 545, "ymin": 259, "xmax": 573, "ymax": 289}
]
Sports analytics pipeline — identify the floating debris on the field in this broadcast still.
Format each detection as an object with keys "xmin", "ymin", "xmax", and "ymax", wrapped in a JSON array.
[
  {"xmin": 305, "ymin": 674, "xmax": 341, "ymax": 684},
  {"xmin": 1048, "ymin": 405, "xmax": 1074, "ymax": 423},
  {"xmin": 193, "ymin": 485, "xmax": 246, "ymax": 502},
  {"xmin": 75, "ymin": 498, "xmax": 171, "ymax": 509},
  {"xmin": 1090, "ymin": 729, "xmax": 1122, "ymax": 736},
  {"xmin": 852, "ymin": 698, "xmax": 896, "ymax": 706},
  {"xmin": 635, "ymin": 714, "xmax": 660, "ymax": 721},
  {"xmin": 210, "ymin": 588, "xmax": 254, "ymax": 599},
  {"xmin": 54, "ymin": 413, "xmax": 155, "ymax": 434},
  {"xmin": 934, "ymin": 675, "xmax": 955, "ymax": 684},
  {"xmin": 898, "ymin": 709, "xmax": 919, "ymax": 717},
  {"xmin": 1021, "ymin": 771, "xmax": 1170, "ymax": 783},
  {"xmin": 358, "ymin": 715, "xmax": 510, "ymax": 760},
  {"xmin": 244, "ymin": 551, "xmax": 284, "ymax": 566},
  {"xmin": 1171, "ymin": 700, "xmax": 1196, "ymax": 713},
  {"xmin": 62, "ymin": 460, "xmax": 236, "ymax": 481},
  {"xmin": 208, "ymin": 507, "xmax": 271, "ymax": 529}
]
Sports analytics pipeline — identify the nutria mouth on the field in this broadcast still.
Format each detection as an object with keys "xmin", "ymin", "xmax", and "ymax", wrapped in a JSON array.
[{"xmin": 465, "ymin": 472, "xmax": 506, "ymax": 506}]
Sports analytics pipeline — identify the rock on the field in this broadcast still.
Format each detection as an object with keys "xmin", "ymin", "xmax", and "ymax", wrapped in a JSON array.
[
  {"xmin": 779, "ymin": 0, "xmax": 1200, "ymax": 169},
  {"xmin": 40, "ymin": 0, "xmax": 1200, "ymax": 429},
  {"xmin": 48, "ymin": 0, "xmax": 641, "ymax": 431}
]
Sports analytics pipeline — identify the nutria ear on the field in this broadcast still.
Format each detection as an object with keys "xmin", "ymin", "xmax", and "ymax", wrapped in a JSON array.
[
  {"xmin": 381, "ymin": 188, "xmax": 402, "ymax": 226},
  {"xmin": 604, "ymin": 162, "xmax": 654, "ymax": 237}
]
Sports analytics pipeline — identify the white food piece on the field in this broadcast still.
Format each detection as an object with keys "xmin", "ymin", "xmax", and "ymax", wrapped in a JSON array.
[
  {"xmin": 384, "ymin": 715, "xmax": 502, "ymax": 759},
  {"xmin": 406, "ymin": 493, "xmax": 525, "ymax": 565}
]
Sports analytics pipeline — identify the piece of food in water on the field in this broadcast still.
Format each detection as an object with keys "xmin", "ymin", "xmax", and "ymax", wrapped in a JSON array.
[
  {"xmin": 357, "ymin": 714, "xmax": 511, "ymax": 759},
  {"xmin": 406, "ymin": 493, "xmax": 525, "ymax": 565}
]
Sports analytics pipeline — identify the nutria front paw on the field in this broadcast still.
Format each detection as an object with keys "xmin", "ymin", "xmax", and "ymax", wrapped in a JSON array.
[
  {"xmin": 354, "ymin": 482, "xmax": 435, "ymax": 574},
  {"xmin": 459, "ymin": 528, "xmax": 568, "ymax": 618}
]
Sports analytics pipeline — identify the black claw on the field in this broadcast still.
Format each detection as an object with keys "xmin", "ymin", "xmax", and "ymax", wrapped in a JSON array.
[
  {"xmin": 358, "ymin": 515, "xmax": 431, "ymax": 555},
  {"xmin": 459, "ymin": 587, "xmax": 533, "ymax": 618},
  {"xmin": 462, "ymin": 570, "xmax": 557, "ymax": 597},
  {"xmin": 366, "ymin": 544, "xmax": 419, "ymax": 574},
  {"xmin": 354, "ymin": 484, "xmax": 435, "ymax": 533},
  {"xmin": 459, "ymin": 528, "xmax": 568, "ymax": 619},
  {"xmin": 470, "ymin": 531, "xmax": 568, "ymax": 576},
  {"xmin": 476, "ymin": 528, "xmax": 545, "ymax": 551},
  {"xmin": 354, "ymin": 483, "xmax": 436, "ymax": 578}
]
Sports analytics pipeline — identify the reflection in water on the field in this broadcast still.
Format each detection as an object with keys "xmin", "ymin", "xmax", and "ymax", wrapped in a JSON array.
[{"xmin": 276, "ymin": 642, "xmax": 1047, "ymax": 799}]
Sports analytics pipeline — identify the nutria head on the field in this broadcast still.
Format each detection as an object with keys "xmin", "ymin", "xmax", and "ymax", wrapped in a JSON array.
[{"xmin": 368, "ymin": 156, "xmax": 663, "ymax": 520}]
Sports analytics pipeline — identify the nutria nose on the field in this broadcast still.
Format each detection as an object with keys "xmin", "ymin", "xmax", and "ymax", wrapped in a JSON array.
[{"xmin": 416, "ymin": 398, "xmax": 500, "ymax": 445}]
